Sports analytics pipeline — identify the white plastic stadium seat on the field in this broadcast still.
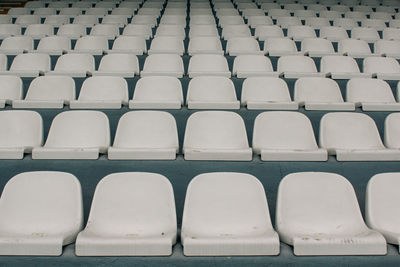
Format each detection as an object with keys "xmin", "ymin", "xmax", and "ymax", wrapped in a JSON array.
[
  {"xmin": 384, "ymin": 113, "xmax": 400, "ymax": 149},
  {"xmin": 0, "ymin": 24, "xmax": 21, "ymax": 39},
  {"xmin": 0, "ymin": 36, "xmax": 33, "ymax": 55},
  {"xmin": 374, "ymin": 40, "xmax": 400, "ymax": 59},
  {"xmin": 241, "ymin": 77, "xmax": 297, "ymax": 110},
  {"xmin": 75, "ymin": 172, "xmax": 176, "ymax": 255},
  {"xmin": 187, "ymin": 76, "xmax": 240, "ymax": 109},
  {"xmin": 351, "ymin": 27, "xmax": 380, "ymax": 43},
  {"xmin": 338, "ymin": 39, "xmax": 375, "ymax": 58},
  {"xmin": 13, "ymin": 76, "xmax": 75, "ymax": 109},
  {"xmin": 34, "ymin": 36, "xmax": 71, "ymax": 56},
  {"xmin": 122, "ymin": 24, "xmax": 153, "ymax": 40},
  {"xmin": 181, "ymin": 172, "xmax": 279, "ymax": 256},
  {"xmin": 0, "ymin": 75, "xmax": 22, "ymax": 108},
  {"xmin": 255, "ymin": 111, "xmax": 326, "ymax": 160},
  {"xmin": 108, "ymin": 111, "xmax": 179, "ymax": 160},
  {"xmin": 24, "ymin": 24, "xmax": 54, "ymax": 39},
  {"xmin": 0, "ymin": 171, "xmax": 83, "ymax": 255},
  {"xmin": 188, "ymin": 54, "xmax": 230, "ymax": 78},
  {"xmin": 90, "ymin": 24, "xmax": 120, "ymax": 40},
  {"xmin": 183, "ymin": 111, "xmax": 252, "ymax": 161},
  {"xmin": 277, "ymin": 55, "xmax": 324, "ymax": 78},
  {"xmin": 319, "ymin": 26, "xmax": 349, "ymax": 42},
  {"xmin": 0, "ymin": 110, "xmax": 42, "ymax": 159},
  {"xmin": 148, "ymin": 36, "xmax": 185, "ymax": 55},
  {"xmin": 287, "ymin": 25, "xmax": 317, "ymax": 41},
  {"xmin": 129, "ymin": 76, "xmax": 183, "ymax": 109},
  {"xmin": 70, "ymin": 76, "xmax": 128, "ymax": 109},
  {"xmin": 233, "ymin": 55, "xmax": 277, "ymax": 78},
  {"xmin": 48, "ymin": 54, "xmax": 95, "ymax": 77},
  {"xmin": 264, "ymin": 38, "xmax": 299, "ymax": 57},
  {"xmin": 108, "ymin": 36, "xmax": 147, "ymax": 55},
  {"xmin": 319, "ymin": 112, "xmax": 400, "ymax": 161},
  {"xmin": 188, "ymin": 37, "xmax": 223, "ymax": 55},
  {"xmin": 141, "ymin": 54, "xmax": 184, "ymax": 78},
  {"xmin": 226, "ymin": 37, "xmax": 262, "ymax": 56},
  {"xmin": 93, "ymin": 54, "xmax": 139, "ymax": 78},
  {"xmin": 321, "ymin": 56, "xmax": 371, "ymax": 79},
  {"xmin": 32, "ymin": 111, "xmax": 110, "ymax": 160},
  {"xmin": 294, "ymin": 77, "xmax": 354, "ymax": 110},
  {"xmin": 276, "ymin": 172, "xmax": 387, "ymax": 255},
  {"xmin": 363, "ymin": 57, "xmax": 400, "ymax": 80},
  {"xmin": 255, "ymin": 25, "xmax": 284, "ymax": 41},
  {"xmin": 0, "ymin": 53, "xmax": 50, "ymax": 78},
  {"xmin": 57, "ymin": 24, "xmax": 87, "ymax": 40},
  {"xmin": 72, "ymin": 36, "xmax": 109, "ymax": 55},
  {"xmin": 301, "ymin": 38, "xmax": 336, "ymax": 57}
]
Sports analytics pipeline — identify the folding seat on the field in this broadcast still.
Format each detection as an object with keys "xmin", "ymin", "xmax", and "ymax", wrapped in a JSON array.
[
  {"xmin": 247, "ymin": 16, "xmax": 273, "ymax": 28},
  {"xmin": 24, "ymin": 24, "xmax": 54, "ymax": 39},
  {"xmin": 345, "ymin": 11, "xmax": 368, "ymax": 21},
  {"xmin": 242, "ymin": 9, "xmax": 265, "ymax": 19},
  {"xmin": 276, "ymin": 16, "xmax": 302, "ymax": 28},
  {"xmin": 44, "ymin": 15, "xmax": 70, "ymax": 27},
  {"xmin": 86, "ymin": 8, "xmax": 109, "ymax": 18},
  {"xmin": 141, "ymin": 54, "xmax": 184, "ymax": 78},
  {"xmin": 107, "ymin": 111, "xmax": 178, "ymax": 159},
  {"xmin": 218, "ymin": 15, "xmax": 244, "ymax": 28},
  {"xmin": 255, "ymin": 25, "xmax": 284, "ymax": 41},
  {"xmin": 277, "ymin": 55, "xmax": 323, "ymax": 78},
  {"xmin": 48, "ymin": 53, "xmax": 95, "ymax": 77},
  {"xmin": 294, "ymin": 77, "xmax": 354, "ymax": 110},
  {"xmin": 287, "ymin": 25, "xmax": 317, "ymax": 41},
  {"xmin": 346, "ymin": 78, "xmax": 400, "ymax": 111},
  {"xmin": 330, "ymin": 5, "xmax": 351, "ymax": 14},
  {"xmin": 319, "ymin": 26, "xmax": 349, "ymax": 42},
  {"xmin": 0, "ymin": 171, "xmax": 83, "ymax": 255},
  {"xmin": 363, "ymin": 57, "xmax": 400, "ymax": 80},
  {"xmin": 376, "ymin": 6, "xmax": 396, "ymax": 14},
  {"xmin": 57, "ymin": 24, "xmax": 86, "ymax": 39},
  {"xmin": 32, "ymin": 110, "xmax": 110, "ymax": 160},
  {"xmin": 301, "ymin": 38, "xmax": 336, "ymax": 57},
  {"xmin": 253, "ymin": 112, "xmax": 327, "ymax": 161},
  {"xmin": 0, "ymin": 110, "xmax": 42, "ymax": 159},
  {"xmin": 374, "ymin": 40, "xmax": 400, "ymax": 58},
  {"xmin": 138, "ymin": 8, "xmax": 161, "ymax": 17},
  {"xmin": 7, "ymin": 8, "xmax": 29, "ymax": 18},
  {"xmin": 389, "ymin": 19, "xmax": 400, "ymax": 28},
  {"xmin": 48, "ymin": 2, "xmax": 69, "ymax": 9},
  {"xmin": 232, "ymin": 55, "xmax": 276, "ymax": 78},
  {"xmin": 102, "ymin": 15, "xmax": 129, "ymax": 27},
  {"xmin": 260, "ymin": 3, "xmax": 280, "ymax": 11},
  {"xmin": 72, "ymin": 1, "xmax": 92, "ymax": 9},
  {"xmin": 163, "ymin": 8, "xmax": 187, "ymax": 16},
  {"xmin": 306, "ymin": 4, "xmax": 328, "ymax": 12},
  {"xmin": 31, "ymin": 36, "xmax": 70, "ymax": 55},
  {"xmin": 0, "ymin": 76, "xmax": 22, "ymax": 108},
  {"xmin": 294, "ymin": 10, "xmax": 317, "ymax": 20},
  {"xmin": 73, "ymin": 15, "xmax": 99, "ymax": 27},
  {"xmin": 333, "ymin": 18, "xmax": 357, "ymax": 30},
  {"xmin": 188, "ymin": 25, "xmax": 218, "ymax": 38},
  {"xmin": 155, "ymin": 25, "xmax": 186, "ymax": 40},
  {"xmin": 216, "ymin": 9, "xmax": 239, "ymax": 17},
  {"xmin": 383, "ymin": 28, "xmax": 400, "ymax": 40},
  {"xmin": 76, "ymin": 172, "xmax": 176, "ymax": 255},
  {"xmin": 90, "ymin": 24, "xmax": 119, "ymax": 40},
  {"xmin": 122, "ymin": 24, "xmax": 152, "ymax": 39},
  {"xmin": 283, "ymin": 3, "xmax": 305, "ymax": 11},
  {"xmin": 13, "ymin": 76, "xmax": 75, "ymax": 109},
  {"xmin": 106, "ymin": 36, "xmax": 146, "ymax": 55},
  {"xmin": 226, "ymin": 37, "xmax": 262, "ymax": 56},
  {"xmin": 182, "ymin": 172, "xmax": 279, "ymax": 256},
  {"xmin": 186, "ymin": 76, "xmax": 239, "ymax": 109},
  {"xmin": 319, "ymin": 112, "xmax": 400, "ymax": 161},
  {"xmin": 385, "ymin": 113, "xmax": 400, "ymax": 149},
  {"xmin": 0, "ymin": 15, "xmax": 12, "ymax": 24},
  {"xmin": 59, "ymin": 8, "xmax": 83, "ymax": 17},
  {"xmin": 130, "ymin": 15, "xmax": 158, "ymax": 28},
  {"xmin": 0, "ymin": 24, "xmax": 21, "ymax": 39},
  {"xmin": 241, "ymin": 77, "xmax": 297, "ymax": 110},
  {"xmin": 353, "ymin": 5, "xmax": 373, "ymax": 14},
  {"xmin": 276, "ymin": 172, "xmax": 387, "ymax": 255},
  {"xmin": 92, "ymin": 54, "xmax": 138, "ymax": 78},
  {"xmin": 183, "ymin": 111, "xmax": 252, "ymax": 161},
  {"xmin": 361, "ymin": 0, "xmax": 381, "ymax": 6},
  {"xmin": 190, "ymin": 9, "xmax": 213, "ymax": 16},
  {"xmin": 111, "ymin": 7, "xmax": 136, "ymax": 16},
  {"xmin": 33, "ymin": 8, "xmax": 57, "ymax": 18},
  {"xmin": 148, "ymin": 36, "xmax": 185, "ymax": 55},
  {"xmin": 15, "ymin": 15, "xmax": 41, "ymax": 27},
  {"xmin": 160, "ymin": 15, "xmax": 186, "ymax": 26},
  {"xmin": 321, "ymin": 55, "xmax": 370, "ymax": 79},
  {"xmin": 366, "ymin": 172, "xmax": 400, "ymax": 251},
  {"xmin": 338, "ymin": 39, "xmax": 374, "ymax": 58},
  {"xmin": 221, "ymin": 24, "xmax": 252, "ymax": 40},
  {"xmin": 305, "ymin": 17, "xmax": 330, "ymax": 29},
  {"xmin": 189, "ymin": 15, "xmax": 216, "ymax": 26},
  {"xmin": 119, "ymin": 2, "xmax": 140, "ymax": 9},
  {"xmin": 267, "ymin": 9, "xmax": 291, "ymax": 19},
  {"xmin": 129, "ymin": 76, "xmax": 183, "ymax": 109},
  {"xmin": 72, "ymin": 36, "xmax": 108, "ymax": 55},
  {"xmin": 188, "ymin": 54, "xmax": 230, "ymax": 78},
  {"xmin": 361, "ymin": 19, "xmax": 387, "ymax": 31},
  {"xmin": 25, "ymin": 1, "xmax": 46, "ymax": 9},
  {"xmin": 351, "ymin": 27, "xmax": 380, "ymax": 42},
  {"xmin": 95, "ymin": 2, "xmax": 116, "ymax": 9},
  {"xmin": 369, "ymin": 12, "xmax": 392, "ymax": 23},
  {"xmin": 0, "ymin": 53, "xmax": 50, "ymax": 78},
  {"xmin": 237, "ymin": 3, "xmax": 258, "ymax": 10},
  {"xmin": 70, "ymin": 75, "xmax": 125, "ymax": 107}
]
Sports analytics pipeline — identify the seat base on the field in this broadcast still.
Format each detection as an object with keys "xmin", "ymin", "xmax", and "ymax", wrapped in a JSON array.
[
  {"xmin": 32, "ymin": 147, "xmax": 100, "ymax": 160},
  {"xmin": 188, "ymin": 101, "xmax": 240, "ymax": 110},
  {"xmin": 12, "ymin": 100, "xmax": 64, "ymax": 109},
  {"xmin": 184, "ymin": 148, "xmax": 252, "ymax": 161},
  {"xmin": 304, "ymin": 102, "xmax": 355, "ymax": 111},
  {"xmin": 336, "ymin": 149, "xmax": 400, "ymax": 161},
  {"xmin": 69, "ymin": 100, "xmax": 123, "ymax": 109},
  {"xmin": 261, "ymin": 149, "xmax": 328, "ymax": 161},
  {"xmin": 129, "ymin": 100, "xmax": 182, "ymax": 109},
  {"xmin": 246, "ymin": 101, "xmax": 298, "ymax": 110},
  {"xmin": 108, "ymin": 147, "xmax": 177, "ymax": 160},
  {"xmin": 0, "ymin": 235, "xmax": 63, "ymax": 256}
]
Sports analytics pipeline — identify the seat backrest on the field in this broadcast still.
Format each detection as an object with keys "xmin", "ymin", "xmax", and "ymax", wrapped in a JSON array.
[
  {"xmin": 0, "ymin": 36, "xmax": 33, "ymax": 50},
  {"xmin": 277, "ymin": 55, "xmax": 318, "ymax": 73},
  {"xmin": 90, "ymin": 24, "xmax": 119, "ymax": 37},
  {"xmin": 253, "ymin": 111, "xmax": 318, "ymax": 152},
  {"xmin": 0, "ymin": 171, "xmax": 82, "ymax": 234},
  {"xmin": 294, "ymin": 77, "xmax": 344, "ymax": 103},
  {"xmin": 384, "ymin": 113, "xmax": 400, "ymax": 149},
  {"xmin": 241, "ymin": 77, "xmax": 291, "ymax": 104},
  {"xmin": 187, "ymin": 76, "xmax": 237, "ymax": 102},
  {"xmin": 98, "ymin": 54, "xmax": 139, "ymax": 74},
  {"xmin": 44, "ymin": 111, "xmax": 110, "ymax": 149},
  {"xmin": 363, "ymin": 57, "xmax": 400, "ymax": 74},
  {"xmin": 74, "ymin": 36, "xmax": 109, "ymax": 51},
  {"xmin": 375, "ymin": 40, "xmax": 400, "ymax": 55},
  {"xmin": 255, "ymin": 25, "xmax": 284, "ymax": 40},
  {"xmin": 320, "ymin": 55, "xmax": 361, "ymax": 73},
  {"xmin": 10, "ymin": 53, "xmax": 51, "ymax": 72},
  {"xmin": 113, "ymin": 111, "xmax": 178, "ymax": 150},
  {"xmin": 54, "ymin": 54, "xmax": 95, "ymax": 72},
  {"xmin": 133, "ymin": 76, "xmax": 183, "ymax": 103},
  {"xmin": 37, "ymin": 36, "xmax": 71, "ymax": 52},
  {"xmin": 183, "ymin": 111, "xmax": 249, "ymax": 150},
  {"xmin": 112, "ymin": 36, "xmax": 146, "ymax": 51},
  {"xmin": 57, "ymin": 24, "xmax": 86, "ymax": 38},
  {"xmin": 78, "ymin": 76, "xmax": 128, "ymax": 103},
  {"xmin": 0, "ymin": 24, "xmax": 20, "ymax": 36},
  {"xmin": 0, "ymin": 76, "xmax": 22, "ymax": 101},
  {"xmin": 319, "ymin": 112, "xmax": 385, "ymax": 151},
  {"xmin": 276, "ymin": 172, "xmax": 367, "ymax": 234},
  {"xmin": 338, "ymin": 39, "xmax": 372, "ymax": 55},
  {"xmin": 301, "ymin": 38, "xmax": 335, "ymax": 54},
  {"xmin": 24, "ymin": 24, "xmax": 54, "ymax": 37},
  {"xmin": 0, "ymin": 110, "xmax": 42, "ymax": 149},
  {"xmin": 320, "ymin": 26, "xmax": 349, "ymax": 41},
  {"xmin": 346, "ymin": 78, "xmax": 396, "ymax": 104},
  {"xmin": 25, "ymin": 76, "xmax": 75, "ymax": 102},
  {"xmin": 265, "ymin": 37, "xmax": 297, "ymax": 53}
]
